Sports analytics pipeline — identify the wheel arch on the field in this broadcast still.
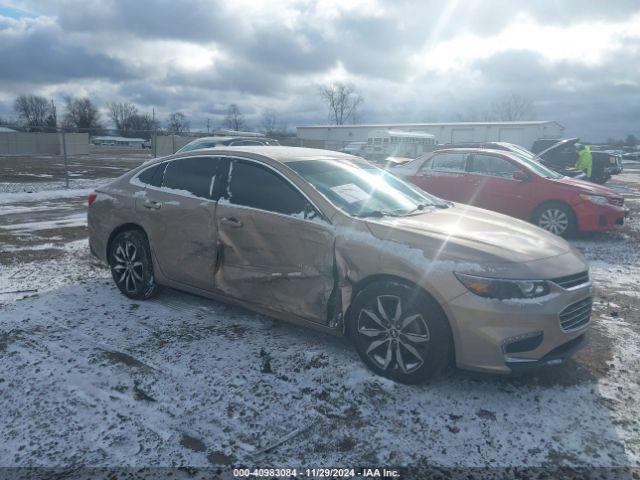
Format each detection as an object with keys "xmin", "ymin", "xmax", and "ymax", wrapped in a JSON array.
[
  {"xmin": 106, "ymin": 223, "xmax": 149, "ymax": 260},
  {"xmin": 344, "ymin": 273, "xmax": 455, "ymax": 354},
  {"xmin": 531, "ymin": 199, "xmax": 577, "ymax": 222}
]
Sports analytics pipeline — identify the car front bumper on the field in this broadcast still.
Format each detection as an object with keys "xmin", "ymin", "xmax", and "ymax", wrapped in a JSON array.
[
  {"xmin": 444, "ymin": 281, "xmax": 592, "ymax": 374},
  {"xmin": 574, "ymin": 201, "xmax": 627, "ymax": 232}
]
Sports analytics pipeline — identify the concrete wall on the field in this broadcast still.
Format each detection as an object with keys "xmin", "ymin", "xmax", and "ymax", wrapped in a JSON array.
[
  {"xmin": 61, "ymin": 133, "xmax": 90, "ymax": 156},
  {"xmin": 0, "ymin": 132, "xmax": 89, "ymax": 155},
  {"xmin": 296, "ymin": 122, "xmax": 565, "ymax": 151},
  {"xmin": 153, "ymin": 135, "xmax": 193, "ymax": 156}
]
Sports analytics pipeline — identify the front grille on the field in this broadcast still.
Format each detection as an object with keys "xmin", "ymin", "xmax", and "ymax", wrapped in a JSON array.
[
  {"xmin": 559, "ymin": 297, "xmax": 592, "ymax": 331},
  {"xmin": 551, "ymin": 271, "xmax": 590, "ymax": 289},
  {"xmin": 609, "ymin": 197, "xmax": 624, "ymax": 206}
]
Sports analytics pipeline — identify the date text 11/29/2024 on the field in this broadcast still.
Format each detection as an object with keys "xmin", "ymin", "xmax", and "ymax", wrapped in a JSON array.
[{"xmin": 233, "ymin": 468, "xmax": 401, "ymax": 478}]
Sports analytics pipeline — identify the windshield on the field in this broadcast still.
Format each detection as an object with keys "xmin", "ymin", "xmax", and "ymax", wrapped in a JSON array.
[
  {"xmin": 502, "ymin": 145, "xmax": 564, "ymax": 179},
  {"xmin": 288, "ymin": 158, "xmax": 447, "ymax": 217}
]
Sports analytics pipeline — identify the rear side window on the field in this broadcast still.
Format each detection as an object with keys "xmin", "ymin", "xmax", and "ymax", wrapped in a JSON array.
[
  {"xmin": 431, "ymin": 153, "xmax": 468, "ymax": 172},
  {"xmin": 162, "ymin": 157, "xmax": 220, "ymax": 199},
  {"xmin": 468, "ymin": 154, "xmax": 520, "ymax": 178},
  {"xmin": 137, "ymin": 163, "xmax": 164, "ymax": 187},
  {"xmin": 226, "ymin": 160, "xmax": 307, "ymax": 216}
]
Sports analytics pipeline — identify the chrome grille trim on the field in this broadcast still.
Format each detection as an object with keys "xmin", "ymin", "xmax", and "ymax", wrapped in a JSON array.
[
  {"xmin": 559, "ymin": 297, "xmax": 592, "ymax": 332},
  {"xmin": 551, "ymin": 271, "xmax": 590, "ymax": 290}
]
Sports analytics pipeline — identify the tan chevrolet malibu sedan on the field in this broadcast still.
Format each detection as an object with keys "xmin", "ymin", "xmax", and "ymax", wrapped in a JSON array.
[{"xmin": 88, "ymin": 146, "xmax": 592, "ymax": 383}]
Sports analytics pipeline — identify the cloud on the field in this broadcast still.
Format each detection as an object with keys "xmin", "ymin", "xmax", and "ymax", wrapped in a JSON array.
[
  {"xmin": 0, "ymin": 16, "xmax": 132, "ymax": 85},
  {"xmin": 0, "ymin": 0, "xmax": 638, "ymax": 140}
]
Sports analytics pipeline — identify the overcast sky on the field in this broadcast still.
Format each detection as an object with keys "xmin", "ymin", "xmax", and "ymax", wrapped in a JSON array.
[{"xmin": 0, "ymin": 0, "xmax": 639, "ymax": 140}]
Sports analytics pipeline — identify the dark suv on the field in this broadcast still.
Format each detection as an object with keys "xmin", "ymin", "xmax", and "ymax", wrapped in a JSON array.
[{"xmin": 531, "ymin": 138, "xmax": 623, "ymax": 184}]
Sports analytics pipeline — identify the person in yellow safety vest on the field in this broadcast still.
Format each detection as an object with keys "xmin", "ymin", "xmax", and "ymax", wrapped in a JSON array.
[{"xmin": 576, "ymin": 145, "xmax": 593, "ymax": 178}]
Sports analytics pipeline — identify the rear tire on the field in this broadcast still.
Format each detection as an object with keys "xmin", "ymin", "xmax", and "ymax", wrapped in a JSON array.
[
  {"xmin": 347, "ymin": 280, "xmax": 452, "ymax": 384},
  {"xmin": 532, "ymin": 202, "xmax": 576, "ymax": 237},
  {"xmin": 108, "ymin": 230, "xmax": 159, "ymax": 300}
]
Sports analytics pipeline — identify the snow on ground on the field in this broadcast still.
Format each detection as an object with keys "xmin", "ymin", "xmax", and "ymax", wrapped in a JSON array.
[{"xmin": 1, "ymin": 157, "xmax": 639, "ymax": 475}]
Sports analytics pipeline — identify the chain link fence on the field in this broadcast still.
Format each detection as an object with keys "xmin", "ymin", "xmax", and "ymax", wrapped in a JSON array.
[
  {"xmin": 1, "ymin": 122, "xmax": 413, "ymax": 194},
  {"xmin": 0, "ymin": 123, "xmax": 316, "ymax": 190}
]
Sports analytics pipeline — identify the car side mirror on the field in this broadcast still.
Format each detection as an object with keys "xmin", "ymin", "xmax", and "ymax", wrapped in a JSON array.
[{"xmin": 513, "ymin": 171, "xmax": 530, "ymax": 182}]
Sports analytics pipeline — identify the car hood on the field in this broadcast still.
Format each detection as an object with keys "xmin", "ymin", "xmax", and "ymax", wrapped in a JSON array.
[
  {"xmin": 537, "ymin": 137, "xmax": 580, "ymax": 158},
  {"xmin": 365, "ymin": 204, "xmax": 571, "ymax": 265},
  {"xmin": 552, "ymin": 176, "xmax": 620, "ymax": 196}
]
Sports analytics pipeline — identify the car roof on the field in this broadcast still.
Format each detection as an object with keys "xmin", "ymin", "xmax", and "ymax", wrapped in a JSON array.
[
  {"xmin": 428, "ymin": 147, "xmax": 518, "ymax": 157},
  {"xmin": 188, "ymin": 136, "xmax": 274, "ymax": 143},
  {"xmin": 172, "ymin": 145, "xmax": 358, "ymax": 164}
]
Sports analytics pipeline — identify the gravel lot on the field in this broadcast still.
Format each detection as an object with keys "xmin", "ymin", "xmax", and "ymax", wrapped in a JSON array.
[{"xmin": 1, "ymin": 151, "xmax": 639, "ymax": 478}]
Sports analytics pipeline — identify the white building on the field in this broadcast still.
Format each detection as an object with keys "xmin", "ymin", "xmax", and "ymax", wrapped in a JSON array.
[{"xmin": 297, "ymin": 121, "xmax": 565, "ymax": 151}]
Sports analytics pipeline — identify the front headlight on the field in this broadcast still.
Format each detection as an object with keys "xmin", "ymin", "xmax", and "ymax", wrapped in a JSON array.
[
  {"xmin": 579, "ymin": 193, "xmax": 608, "ymax": 205},
  {"xmin": 454, "ymin": 273, "xmax": 550, "ymax": 299}
]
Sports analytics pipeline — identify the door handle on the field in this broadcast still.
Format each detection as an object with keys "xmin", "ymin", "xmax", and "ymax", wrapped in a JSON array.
[
  {"xmin": 143, "ymin": 200, "xmax": 162, "ymax": 210},
  {"xmin": 221, "ymin": 217, "xmax": 243, "ymax": 228}
]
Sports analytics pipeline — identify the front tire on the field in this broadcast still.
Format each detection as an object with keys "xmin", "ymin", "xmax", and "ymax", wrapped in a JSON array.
[
  {"xmin": 533, "ymin": 202, "xmax": 576, "ymax": 237},
  {"xmin": 347, "ymin": 280, "xmax": 452, "ymax": 384},
  {"xmin": 108, "ymin": 230, "xmax": 159, "ymax": 300},
  {"xmin": 591, "ymin": 175, "xmax": 610, "ymax": 185}
]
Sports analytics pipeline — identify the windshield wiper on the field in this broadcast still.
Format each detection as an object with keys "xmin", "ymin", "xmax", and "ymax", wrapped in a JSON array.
[
  {"xmin": 356, "ymin": 210, "xmax": 400, "ymax": 218},
  {"xmin": 403, "ymin": 203, "xmax": 431, "ymax": 215}
]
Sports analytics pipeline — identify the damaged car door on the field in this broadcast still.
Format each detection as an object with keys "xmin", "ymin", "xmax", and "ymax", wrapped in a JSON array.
[
  {"xmin": 215, "ymin": 157, "xmax": 336, "ymax": 324},
  {"xmin": 136, "ymin": 156, "xmax": 221, "ymax": 291}
]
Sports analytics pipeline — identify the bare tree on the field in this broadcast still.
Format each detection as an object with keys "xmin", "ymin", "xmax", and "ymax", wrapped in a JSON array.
[
  {"xmin": 14, "ymin": 94, "xmax": 57, "ymax": 129},
  {"xmin": 223, "ymin": 104, "xmax": 244, "ymax": 131},
  {"xmin": 128, "ymin": 113, "xmax": 159, "ymax": 138},
  {"xmin": 62, "ymin": 96, "xmax": 102, "ymax": 132},
  {"xmin": 108, "ymin": 102, "xmax": 139, "ymax": 134},
  {"xmin": 260, "ymin": 109, "xmax": 287, "ymax": 135},
  {"xmin": 491, "ymin": 94, "xmax": 534, "ymax": 121},
  {"xmin": 166, "ymin": 112, "xmax": 190, "ymax": 134},
  {"xmin": 318, "ymin": 82, "xmax": 363, "ymax": 125}
]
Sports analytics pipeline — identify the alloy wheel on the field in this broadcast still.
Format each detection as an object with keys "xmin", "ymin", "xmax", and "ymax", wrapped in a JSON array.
[
  {"xmin": 538, "ymin": 208, "xmax": 569, "ymax": 235},
  {"xmin": 111, "ymin": 241, "xmax": 144, "ymax": 293},
  {"xmin": 357, "ymin": 295, "xmax": 430, "ymax": 374}
]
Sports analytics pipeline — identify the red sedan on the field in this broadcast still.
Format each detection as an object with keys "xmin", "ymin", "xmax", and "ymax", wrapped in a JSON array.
[{"xmin": 393, "ymin": 148, "xmax": 627, "ymax": 236}]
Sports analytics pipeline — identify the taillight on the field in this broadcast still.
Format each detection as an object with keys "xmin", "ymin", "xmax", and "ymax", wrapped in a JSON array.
[{"xmin": 88, "ymin": 193, "xmax": 97, "ymax": 206}]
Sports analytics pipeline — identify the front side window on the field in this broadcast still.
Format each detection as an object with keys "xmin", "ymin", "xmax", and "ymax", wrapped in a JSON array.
[
  {"xmin": 289, "ymin": 157, "xmax": 447, "ymax": 217},
  {"xmin": 468, "ymin": 154, "xmax": 520, "ymax": 178},
  {"xmin": 226, "ymin": 160, "xmax": 308, "ymax": 216},
  {"xmin": 431, "ymin": 153, "xmax": 468, "ymax": 172},
  {"xmin": 162, "ymin": 157, "xmax": 220, "ymax": 198}
]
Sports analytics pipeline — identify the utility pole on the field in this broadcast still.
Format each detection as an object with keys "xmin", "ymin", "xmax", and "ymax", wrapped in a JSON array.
[
  {"xmin": 207, "ymin": 118, "xmax": 210, "ymax": 134},
  {"xmin": 61, "ymin": 129, "xmax": 69, "ymax": 189}
]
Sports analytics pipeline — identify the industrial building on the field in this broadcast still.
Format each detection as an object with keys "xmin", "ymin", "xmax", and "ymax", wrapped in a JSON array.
[{"xmin": 296, "ymin": 121, "xmax": 564, "ymax": 151}]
